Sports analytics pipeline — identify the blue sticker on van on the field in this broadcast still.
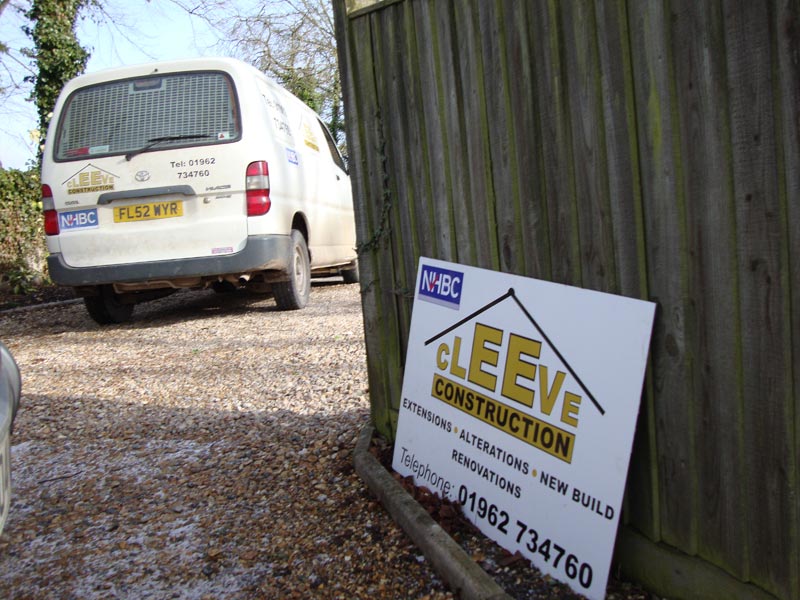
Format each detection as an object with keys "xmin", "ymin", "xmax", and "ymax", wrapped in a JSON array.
[
  {"xmin": 286, "ymin": 148, "xmax": 299, "ymax": 166},
  {"xmin": 418, "ymin": 264, "xmax": 464, "ymax": 309},
  {"xmin": 59, "ymin": 208, "xmax": 99, "ymax": 231}
]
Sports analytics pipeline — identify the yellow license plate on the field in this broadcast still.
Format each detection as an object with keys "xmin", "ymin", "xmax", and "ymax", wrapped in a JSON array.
[{"xmin": 113, "ymin": 200, "xmax": 183, "ymax": 223}]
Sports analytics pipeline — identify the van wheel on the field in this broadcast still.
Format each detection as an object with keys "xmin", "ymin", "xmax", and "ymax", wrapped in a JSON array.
[
  {"xmin": 341, "ymin": 260, "xmax": 359, "ymax": 284},
  {"xmin": 83, "ymin": 286, "xmax": 134, "ymax": 324},
  {"xmin": 274, "ymin": 230, "xmax": 310, "ymax": 310}
]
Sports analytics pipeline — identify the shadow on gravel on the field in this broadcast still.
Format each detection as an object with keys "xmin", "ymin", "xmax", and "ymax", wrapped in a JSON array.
[
  {"xmin": 22, "ymin": 279, "xmax": 357, "ymax": 332},
  {"xmin": 132, "ymin": 289, "xmax": 282, "ymax": 327},
  {"xmin": 1, "ymin": 388, "xmax": 425, "ymax": 599},
  {"xmin": 132, "ymin": 279, "xmax": 354, "ymax": 329}
]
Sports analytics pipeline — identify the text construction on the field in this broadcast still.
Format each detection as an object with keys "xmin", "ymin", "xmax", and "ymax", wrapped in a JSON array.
[{"xmin": 393, "ymin": 258, "xmax": 655, "ymax": 599}]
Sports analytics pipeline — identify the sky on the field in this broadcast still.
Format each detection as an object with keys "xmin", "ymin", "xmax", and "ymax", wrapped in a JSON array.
[{"xmin": 1, "ymin": 2, "xmax": 235, "ymax": 170}]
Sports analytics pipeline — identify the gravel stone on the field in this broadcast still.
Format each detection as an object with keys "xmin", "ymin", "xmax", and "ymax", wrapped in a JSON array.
[
  {"xmin": 0, "ymin": 283, "xmax": 653, "ymax": 599},
  {"xmin": 0, "ymin": 284, "xmax": 454, "ymax": 599}
]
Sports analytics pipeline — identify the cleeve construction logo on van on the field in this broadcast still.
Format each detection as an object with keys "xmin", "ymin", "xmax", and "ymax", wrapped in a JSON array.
[
  {"xmin": 63, "ymin": 164, "xmax": 117, "ymax": 195},
  {"xmin": 393, "ymin": 257, "xmax": 655, "ymax": 600}
]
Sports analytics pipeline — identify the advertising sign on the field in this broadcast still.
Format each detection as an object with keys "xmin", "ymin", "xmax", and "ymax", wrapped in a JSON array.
[{"xmin": 392, "ymin": 258, "xmax": 655, "ymax": 599}]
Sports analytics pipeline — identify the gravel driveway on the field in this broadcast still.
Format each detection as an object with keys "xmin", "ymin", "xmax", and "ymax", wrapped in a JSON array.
[{"xmin": 0, "ymin": 283, "xmax": 455, "ymax": 599}]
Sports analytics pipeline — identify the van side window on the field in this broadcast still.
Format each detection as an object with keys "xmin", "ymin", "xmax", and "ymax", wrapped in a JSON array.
[
  {"xmin": 54, "ymin": 71, "xmax": 241, "ymax": 161},
  {"xmin": 318, "ymin": 119, "xmax": 346, "ymax": 172}
]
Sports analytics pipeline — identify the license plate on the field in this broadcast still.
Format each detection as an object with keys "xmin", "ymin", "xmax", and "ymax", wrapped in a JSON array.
[{"xmin": 113, "ymin": 200, "xmax": 183, "ymax": 223}]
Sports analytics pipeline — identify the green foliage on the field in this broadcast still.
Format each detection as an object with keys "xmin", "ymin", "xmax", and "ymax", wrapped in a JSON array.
[
  {"xmin": 2, "ymin": 263, "xmax": 41, "ymax": 295},
  {"xmin": 0, "ymin": 0, "xmax": 90, "ymax": 285},
  {"xmin": 280, "ymin": 71, "xmax": 322, "ymax": 115},
  {"xmin": 23, "ymin": 0, "xmax": 91, "ymax": 159},
  {"xmin": 0, "ymin": 167, "xmax": 46, "ymax": 281}
]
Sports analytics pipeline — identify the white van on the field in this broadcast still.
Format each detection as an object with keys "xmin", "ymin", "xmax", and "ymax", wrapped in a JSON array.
[{"xmin": 41, "ymin": 57, "xmax": 358, "ymax": 324}]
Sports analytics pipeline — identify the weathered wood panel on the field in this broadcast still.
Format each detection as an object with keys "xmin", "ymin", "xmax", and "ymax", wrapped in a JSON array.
[
  {"xmin": 628, "ymin": 0, "xmax": 699, "ymax": 555},
  {"xmin": 529, "ymin": 1, "xmax": 582, "ymax": 285},
  {"xmin": 336, "ymin": 3, "xmax": 406, "ymax": 435},
  {"xmin": 777, "ymin": 2, "xmax": 800, "ymax": 594},
  {"xmin": 724, "ymin": 1, "xmax": 797, "ymax": 595},
  {"xmin": 503, "ymin": 1, "xmax": 551, "ymax": 281},
  {"xmin": 334, "ymin": 0, "xmax": 800, "ymax": 597},
  {"xmin": 561, "ymin": 0, "xmax": 618, "ymax": 292},
  {"xmin": 476, "ymin": 0, "xmax": 523, "ymax": 275},
  {"xmin": 431, "ymin": 0, "xmax": 476, "ymax": 267},
  {"xmin": 592, "ymin": 0, "xmax": 658, "ymax": 540},
  {"xmin": 412, "ymin": 0, "xmax": 457, "ymax": 262},
  {"xmin": 374, "ymin": 3, "xmax": 417, "ymax": 353},
  {"xmin": 452, "ymin": 1, "xmax": 501, "ymax": 270},
  {"xmin": 670, "ymin": 0, "xmax": 748, "ymax": 577}
]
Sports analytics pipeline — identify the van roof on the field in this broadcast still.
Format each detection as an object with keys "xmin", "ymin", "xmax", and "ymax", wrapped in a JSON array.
[{"xmin": 61, "ymin": 57, "xmax": 268, "ymax": 90}]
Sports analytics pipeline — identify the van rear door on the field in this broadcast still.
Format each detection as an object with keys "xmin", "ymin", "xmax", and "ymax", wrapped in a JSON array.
[{"xmin": 47, "ymin": 69, "xmax": 246, "ymax": 269}]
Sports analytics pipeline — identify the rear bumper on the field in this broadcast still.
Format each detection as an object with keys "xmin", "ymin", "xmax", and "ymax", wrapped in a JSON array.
[{"xmin": 47, "ymin": 234, "xmax": 292, "ymax": 287}]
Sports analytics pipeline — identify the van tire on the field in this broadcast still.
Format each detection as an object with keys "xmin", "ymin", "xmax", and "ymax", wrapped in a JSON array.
[
  {"xmin": 83, "ymin": 286, "xmax": 135, "ymax": 324},
  {"xmin": 341, "ymin": 260, "xmax": 359, "ymax": 284},
  {"xmin": 274, "ymin": 230, "xmax": 310, "ymax": 310}
]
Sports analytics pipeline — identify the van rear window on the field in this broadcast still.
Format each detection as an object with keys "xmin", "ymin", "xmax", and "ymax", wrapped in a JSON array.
[{"xmin": 54, "ymin": 71, "xmax": 240, "ymax": 161}]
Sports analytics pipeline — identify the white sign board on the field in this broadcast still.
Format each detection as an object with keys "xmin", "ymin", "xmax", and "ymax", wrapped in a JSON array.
[{"xmin": 392, "ymin": 258, "xmax": 655, "ymax": 599}]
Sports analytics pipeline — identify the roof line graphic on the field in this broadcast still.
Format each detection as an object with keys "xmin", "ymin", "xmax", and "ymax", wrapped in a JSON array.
[
  {"xmin": 424, "ymin": 287, "xmax": 604, "ymax": 415},
  {"xmin": 62, "ymin": 164, "xmax": 119, "ymax": 186}
]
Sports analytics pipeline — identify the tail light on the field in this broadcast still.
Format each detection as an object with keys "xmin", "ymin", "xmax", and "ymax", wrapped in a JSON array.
[
  {"xmin": 246, "ymin": 161, "xmax": 271, "ymax": 216},
  {"xmin": 42, "ymin": 184, "xmax": 59, "ymax": 236}
]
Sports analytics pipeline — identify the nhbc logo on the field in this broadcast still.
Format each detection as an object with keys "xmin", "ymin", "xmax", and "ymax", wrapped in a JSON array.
[
  {"xmin": 419, "ymin": 264, "xmax": 464, "ymax": 309},
  {"xmin": 59, "ymin": 208, "xmax": 99, "ymax": 231}
]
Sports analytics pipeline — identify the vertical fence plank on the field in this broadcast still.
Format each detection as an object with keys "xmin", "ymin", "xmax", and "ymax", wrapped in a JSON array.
[
  {"xmin": 376, "ymin": 4, "xmax": 416, "ymax": 286},
  {"xmin": 628, "ymin": 0, "xmax": 698, "ymax": 553},
  {"xmin": 367, "ymin": 12, "xmax": 406, "ymax": 437},
  {"xmin": 595, "ymin": 0, "xmax": 648, "ymax": 300},
  {"xmin": 371, "ymin": 6, "xmax": 409, "ymax": 409},
  {"xmin": 336, "ymin": 5, "xmax": 391, "ymax": 436},
  {"xmin": 725, "ymin": 1, "xmax": 795, "ymax": 596},
  {"xmin": 775, "ymin": 2, "xmax": 800, "ymax": 593},
  {"xmin": 432, "ymin": 0, "xmax": 477, "ymax": 267},
  {"xmin": 412, "ymin": 0, "xmax": 457, "ymax": 263},
  {"xmin": 528, "ymin": 1, "xmax": 581, "ymax": 286},
  {"xmin": 670, "ymin": 0, "xmax": 748, "ymax": 578},
  {"xmin": 452, "ymin": 0, "xmax": 500, "ymax": 270},
  {"xmin": 560, "ymin": 0, "xmax": 617, "ymax": 293},
  {"xmin": 593, "ymin": 0, "xmax": 658, "ymax": 540},
  {"xmin": 475, "ymin": 1, "xmax": 526, "ymax": 275},
  {"xmin": 504, "ymin": 0, "xmax": 552, "ymax": 281},
  {"xmin": 376, "ymin": 3, "xmax": 424, "ymax": 376},
  {"xmin": 398, "ymin": 2, "xmax": 438, "ymax": 267}
]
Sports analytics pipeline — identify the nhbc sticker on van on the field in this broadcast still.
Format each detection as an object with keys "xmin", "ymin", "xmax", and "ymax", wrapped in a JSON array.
[
  {"xmin": 59, "ymin": 208, "xmax": 99, "ymax": 231},
  {"xmin": 393, "ymin": 257, "xmax": 656, "ymax": 600},
  {"xmin": 285, "ymin": 147, "xmax": 299, "ymax": 166}
]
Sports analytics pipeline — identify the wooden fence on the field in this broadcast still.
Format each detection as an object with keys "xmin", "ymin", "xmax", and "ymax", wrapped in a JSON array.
[{"xmin": 333, "ymin": 1, "xmax": 799, "ymax": 598}]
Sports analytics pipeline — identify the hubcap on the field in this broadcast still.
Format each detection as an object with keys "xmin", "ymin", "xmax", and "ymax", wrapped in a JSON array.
[{"xmin": 293, "ymin": 246, "xmax": 307, "ymax": 296}]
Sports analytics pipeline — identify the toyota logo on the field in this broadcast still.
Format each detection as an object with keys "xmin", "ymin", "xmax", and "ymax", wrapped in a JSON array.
[{"xmin": 135, "ymin": 170, "xmax": 151, "ymax": 182}]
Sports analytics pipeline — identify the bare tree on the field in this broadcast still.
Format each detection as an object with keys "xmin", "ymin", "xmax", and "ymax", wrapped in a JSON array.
[
  {"xmin": 1, "ymin": 0, "xmax": 95, "ymax": 165},
  {"xmin": 217, "ymin": 0, "xmax": 344, "ymax": 145},
  {"xmin": 0, "ymin": 0, "xmax": 344, "ymax": 167},
  {"xmin": 1, "ymin": 1, "xmax": 36, "ymax": 111}
]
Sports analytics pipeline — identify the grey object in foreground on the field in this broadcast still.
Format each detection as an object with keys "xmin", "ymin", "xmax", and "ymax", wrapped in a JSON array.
[
  {"xmin": 354, "ymin": 423, "xmax": 512, "ymax": 600},
  {"xmin": 0, "ymin": 341, "xmax": 21, "ymax": 535}
]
